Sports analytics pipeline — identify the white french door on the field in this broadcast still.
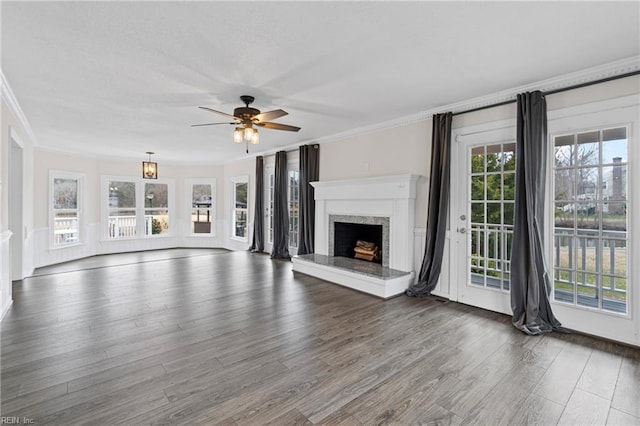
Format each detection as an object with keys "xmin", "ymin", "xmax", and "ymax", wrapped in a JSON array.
[
  {"xmin": 451, "ymin": 125, "xmax": 515, "ymax": 315},
  {"xmin": 450, "ymin": 98, "xmax": 639, "ymax": 345}
]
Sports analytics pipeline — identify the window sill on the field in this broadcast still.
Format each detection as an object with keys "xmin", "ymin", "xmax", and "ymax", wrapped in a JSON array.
[
  {"xmin": 50, "ymin": 242, "xmax": 84, "ymax": 251},
  {"xmin": 101, "ymin": 234, "xmax": 175, "ymax": 242}
]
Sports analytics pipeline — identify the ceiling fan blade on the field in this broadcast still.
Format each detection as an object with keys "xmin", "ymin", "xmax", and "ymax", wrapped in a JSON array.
[
  {"xmin": 256, "ymin": 122, "xmax": 301, "ymax": 132},
  {"xmin": 191, "ymin": 122, "xmax": 236, "ymax": 127},
  {"xmin": 198, "ymin": 106, "xmax": 239, "ymax": 120},
  {"xmin": 252, "ymin": 109, "xmax": 288, "ymax": 122}
]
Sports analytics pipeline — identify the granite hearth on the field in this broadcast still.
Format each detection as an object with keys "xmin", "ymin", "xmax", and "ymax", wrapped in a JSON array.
[{"xmin": 292, "ymin": 174, "xmax": 419, "ymax": 298}]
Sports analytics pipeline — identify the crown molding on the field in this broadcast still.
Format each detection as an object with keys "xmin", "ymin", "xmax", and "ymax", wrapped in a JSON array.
[
  {"xmin": 1, "ymin": 70, "xmax": 39, "ymax": 147},
  {"xmin": 311, "ymin": 55, "xmax": 640, "ymax": 146}
]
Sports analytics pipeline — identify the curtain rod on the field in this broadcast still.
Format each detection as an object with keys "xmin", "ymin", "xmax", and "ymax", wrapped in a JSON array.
[
  {"xmin": 451, "ymin": 69, "xmax": 640, "ymax": 117},
  {"xmin": 259, "ymin": 143, "xmax": 319, "ymax": 158}
]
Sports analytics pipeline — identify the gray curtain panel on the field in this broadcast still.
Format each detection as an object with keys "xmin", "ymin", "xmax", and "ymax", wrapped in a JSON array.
[
  {"xmin": 298, "ymin": 144, "xmax": 320, "ymax": 255},
  {"xmin": 510, "ymin": 91, "xmax": 562, "ymax": 334},
  {"xmin": 249, "ymin": 156, "xmax": 264, "ymax": 253},
  {"xmin": 406, "ymin": 112, "xmax": 452, "ymax": 297},
  {"xmin": 271, "ymin": 151, "xmax": 291, "ymax": 259}
]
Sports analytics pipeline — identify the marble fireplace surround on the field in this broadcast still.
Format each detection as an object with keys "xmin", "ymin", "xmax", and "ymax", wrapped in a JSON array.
[
  {"xmin": 292, "ymin": 174, "xmax": 420, "ymax": 298},
  {"xmin": 329, "ymin": 215, "xmax": 389, "ymax": 266}
]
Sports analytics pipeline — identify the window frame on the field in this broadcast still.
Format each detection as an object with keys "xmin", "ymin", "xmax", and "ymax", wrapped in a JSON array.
[
  {"xmin": 143, "ymin": 181, "xmax": 171, "ymax": 237},
  {"xmin": 49, "ymin": 170, "xmax": 84, "ymax": 249},
  {"xmin": 550, "ymin": 124, "xmax": 630, "ymax": 315},
  {"xmin": 185, "ymin": 178, "xmax": 217, "ymax": 237},
  {"xmin": 102, "ymin": 176, "xmax": 175, "ymax": 241},
  {"xmin": 545, "ymin": 94, "xmax": 638, "ymax": 346},
  {"xmin": 230, "ymin": 175, "xmax": 249, "ymax": 242}
]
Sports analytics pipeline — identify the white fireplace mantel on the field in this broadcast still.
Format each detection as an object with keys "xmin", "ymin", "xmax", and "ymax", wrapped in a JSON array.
[
  {"xmin": 311, "ymin": 174, "xmax": 420, "ymax": 203},
  {"xmin": 292, "ymin": 175, "xmax": 421, "ymax": 298},
  {"xmin": 312, "ymin": 174, "xmax": 420, "ymax": 273}
]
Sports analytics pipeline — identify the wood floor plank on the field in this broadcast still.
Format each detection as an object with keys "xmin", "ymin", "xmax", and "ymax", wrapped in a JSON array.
[
  {"xmin": 558, "ymin": 388, "xmax": 611, "ymax": 426},
  {"xmin": 576, "ymin": 346, "xmax": 622, "ymax": 401},
  {"xmin": 508, "ymin": 393, "xmax": 565, "ymax": 426},
  {"xmin": 606, "ymin": 407, "xmax": 640, "ymax": 425},
  {"xmin": 2, "ymin": 249, "xmax": 638, "ymax": 425},
  {"xmin": 460, "ymin": 360, "xmax": 547, "ymax": 425},
  {"xmin": 262, "ymin": 408, "xmax": 312, "ymax": 426},
  {"xmin": 611, "ymin": 348, "xmax": 640, "ymax": 418},
  {"xmin": 532, "ymin": 340, "xmax": 592, "ymax": 406}
]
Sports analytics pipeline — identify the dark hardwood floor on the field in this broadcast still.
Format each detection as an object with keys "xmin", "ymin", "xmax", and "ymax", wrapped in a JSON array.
[{"xmin": 1, "ymin": 250, "xmax": 639, "ymax": 425}]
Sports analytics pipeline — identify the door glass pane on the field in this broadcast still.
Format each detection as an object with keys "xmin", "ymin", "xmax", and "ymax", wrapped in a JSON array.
[
  {"xmin": 486, "ymin": 174, "xmax": 501, "ymax": 200},
  {"xmin": 576, "ymin": 131, "xmax": 599, "ymax": 166},
  {"xmin": 554, "ymin": 134, "xmax": 574, "ymax": 167},
  {"xmin": 555, "ymin": 169, "xmax": 575, "ymax": 201},
  {"xmin": 467, "ymin": 142, "xmax": 514, "ymax": 292},
  {"xmin": 502, "ymin": 143, "xmax": 516, "ymax": 171},
  {"xmin": 471, "ymin": 203, "xmax": 484, "ymax": 223},
  {"xmin": 503, "ymin": 173, "xmax": 515, "ymax": 200},
  {"xmin": 471, "ymin": 147, "xmax": 484, "ymax": 173},
  {"xmin": 553, "ymin": 128, "xmax": 628, "ymax": 314},
  {"xmin": 471, "ymin": 176, "xmax": 484, "ymax": 200}
]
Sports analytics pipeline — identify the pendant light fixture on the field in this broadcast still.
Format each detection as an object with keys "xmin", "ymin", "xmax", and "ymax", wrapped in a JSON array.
[{"xmin": 142, "ymin": 151, "xmax": 158, "ymax": 179}]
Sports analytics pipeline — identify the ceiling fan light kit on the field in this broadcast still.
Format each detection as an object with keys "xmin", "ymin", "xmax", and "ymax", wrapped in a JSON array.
[{"xmin": 194, "ymin": 95, "xmax": 300, "ymax": 148}]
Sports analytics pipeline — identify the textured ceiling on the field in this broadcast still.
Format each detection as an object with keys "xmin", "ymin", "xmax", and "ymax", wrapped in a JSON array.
[{"xmin": 2, "ymin": 1, "xmax": 639, "ymax": 164}]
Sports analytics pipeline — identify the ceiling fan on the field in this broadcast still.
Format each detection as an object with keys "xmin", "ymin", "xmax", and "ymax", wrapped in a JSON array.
[{"xmin": 192, "ymin": 95, "xmax": 301, "ymax": 146}]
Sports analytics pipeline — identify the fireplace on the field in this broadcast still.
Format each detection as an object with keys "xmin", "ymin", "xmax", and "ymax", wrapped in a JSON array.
[{"xmin": 292, "ymin": 174, "xmax": 420, "ymax": 298}]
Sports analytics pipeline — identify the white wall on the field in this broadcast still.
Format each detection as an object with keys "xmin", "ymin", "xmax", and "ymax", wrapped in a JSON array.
[
  {"xmin": 32, "ymin": 150, "xmax": 226, "ymax": 267},
  {"xmin": 1, "ymin": 85, "xmax": 37, "ymax": 318},
  {"xmin": 320, "ymin": 120, "xmax": 431, "ymax": 227}
]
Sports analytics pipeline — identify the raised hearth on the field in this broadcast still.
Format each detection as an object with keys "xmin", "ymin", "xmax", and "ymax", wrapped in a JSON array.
[
  {"xmin": 292, "ymin": 174, "xmax": 420, "ymax": 298},
  {"xmin": 293, "ymin": 254, "xmax": 412, "ymax": 299}
]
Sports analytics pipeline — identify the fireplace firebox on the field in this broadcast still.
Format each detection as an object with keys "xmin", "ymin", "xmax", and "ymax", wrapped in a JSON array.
[{"xmin": 334, "ymin": 222, "xmax": 383, "ymax": 264}]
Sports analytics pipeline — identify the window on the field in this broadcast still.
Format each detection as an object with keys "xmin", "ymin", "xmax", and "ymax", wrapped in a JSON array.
[
  {"xmin": 51, "ymin": 172, "xmax": 82, "ymax": 247},
  {"xmin": 105, "ymin": 177, "xmax": 174, "ymax": 239},
  {"xmin": 187, "ymin": 179, "xmax": 216, "ymax": 236},
  {"xmin": 288, "ymin": 170, "xmax": 300, "ymax": 248},
  {"xmin": 144, "ymin": 182, "xmax": 169, "ymax": 235},
  {"xmin": 552, "ymin": 126, "xmax": 629, "ymax": 314},
  {"xmin": 108, "ymin": 180, "xmax": 137, "ymax": 238},
  {"xmin": 232, "ymin": 177, "xmax": 248, "ymax": 240}
]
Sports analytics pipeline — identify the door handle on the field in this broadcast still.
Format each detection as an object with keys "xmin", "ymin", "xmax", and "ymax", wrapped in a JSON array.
[{"xmin": 457, "ymin": 227, "xmax": 467, "ymax": 234}]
